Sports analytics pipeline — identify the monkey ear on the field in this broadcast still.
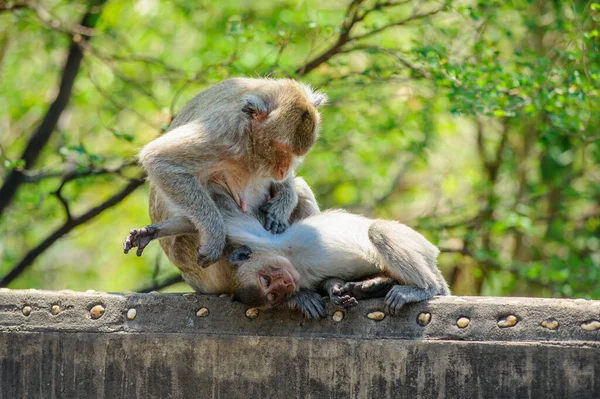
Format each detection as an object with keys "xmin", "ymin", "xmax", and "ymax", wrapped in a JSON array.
[
  {"xmin": 301, "ymin": 84, "xmax": 328, "ymax": 107},
  {"xmin": 227, "ymin": 245, "xmax": 253, "ymax": 266},
  {"xmin": 241, "ymin": 94, "xmax": 269, "ymax": 121}
]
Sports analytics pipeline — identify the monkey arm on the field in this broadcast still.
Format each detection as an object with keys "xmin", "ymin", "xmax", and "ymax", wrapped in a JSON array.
[
  {"xmin": 139, "ymin": 124, "xmax": 229, "ymax": 267},
  {"xmin": 261, "ymin": 175, "xmax": 320, "ymax": 233},
  {"xmin": 260, "ymin": 174, "xmax": 298, "ymax": 234}
]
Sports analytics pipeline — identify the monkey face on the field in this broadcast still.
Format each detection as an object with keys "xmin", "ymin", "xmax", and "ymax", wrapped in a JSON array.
[
  {"xmin": 229, "ymin": 246, "xmax": 300, "ymax": 308},
  {"xmin": 242, "ymin": 80, "xmax": 326, "ymax": 181},
  {"xmin": 256, "ymin": 265, "xmax": 299, "ymax": 307},
  {"xmin": 249, "ymin": 106, "xmax": 319, "ymax": 181}
]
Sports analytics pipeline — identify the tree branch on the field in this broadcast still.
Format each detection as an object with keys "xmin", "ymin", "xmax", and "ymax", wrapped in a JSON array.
[
  {"xmin": 0, "ymin": 1, "xmax": 27, "ymax": 12},
  {"xmin": 350, "ymin": 4, "xmax": 448, "ymax": 42},
  {"xmin": 295, "ymin": 0, "xmax": 448, "ymax": 76},
  {"xmin": 0, "ymin": 176, "xmax": 144, "ymax": 287},
  {"xmin": 22, "ymin": 160, "xmax": 138, "ymax": 183},
  {"xmin": 0, "ymin": 0, "xmax": 107, "ymax": 218}
]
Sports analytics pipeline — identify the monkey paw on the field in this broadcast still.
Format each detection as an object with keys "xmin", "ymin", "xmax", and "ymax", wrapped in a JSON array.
[
  {"xmin": 195, "ymin": 246, "xmax": 222, "ymax": 268},
  {"xmin": 259, "ymin": 201, "xmax": 290, "ymax": 234},
  {"xmin": 330, "ymin": 286, "xmax": 359, "ymax": 308},
  {"xmin": 123, "ymin": 226, "xmax": 157, "ymax": 256},
  {"xmin": 384, "ymin": 285, "xmax": 413, "ymax": 316},
  {"xmin": 294, "ymin": 290, "xmax": 326, "ymax": 319}
]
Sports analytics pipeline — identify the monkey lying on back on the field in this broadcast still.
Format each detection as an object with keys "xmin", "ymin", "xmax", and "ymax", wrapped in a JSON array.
[
  {"xmin": 226, "ymin": 210, "xmax": 450, "ymax": 314},
  {"xmin": 125, "ymin": 210, "xmax": 449, "ymax": 315}
]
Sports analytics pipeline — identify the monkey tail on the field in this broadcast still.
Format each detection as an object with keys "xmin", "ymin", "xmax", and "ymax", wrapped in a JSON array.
[{"xmin": 368, "ymin": 221, "xmax": 450, "ymax": 295}]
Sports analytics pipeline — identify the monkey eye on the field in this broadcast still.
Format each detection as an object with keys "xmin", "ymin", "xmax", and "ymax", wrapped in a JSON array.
[
  {"xmin": 261, "ymin": 275, "xmax": 270, "ymax": 288},
  {"xmin": 267, "ymin": 293, "xmax": 277, "ymax": 303}
]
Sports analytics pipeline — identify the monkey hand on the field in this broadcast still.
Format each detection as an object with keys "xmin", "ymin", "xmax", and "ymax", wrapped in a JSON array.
[
  {"xmin": 123, "ymin": 226, "xmax": 157, "ymax": 257},
  {"xmin": 330, "ymin": 285, "xmax": 359, "ymax": 308},
  {"xmin": 259, "ymin": 200, "xmax": 291, "ymax": 234},
  {"xmin": 293, "ymin": 290, "xmax": 327, "ymax": 319},
  {"xmin": 195, "ymin": 244, "xmax": 223, "ymax": 268}
]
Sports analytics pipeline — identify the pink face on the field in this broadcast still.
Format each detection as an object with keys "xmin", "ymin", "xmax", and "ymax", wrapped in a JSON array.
[{"xmin": 257, "ymin": 264, "xmax": 300, "ymax": 307}]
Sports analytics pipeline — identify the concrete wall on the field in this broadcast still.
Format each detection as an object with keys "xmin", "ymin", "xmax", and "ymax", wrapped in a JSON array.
[{"xmin": 1, "ymin": 289, "xmax": 599, "ymax": 398}]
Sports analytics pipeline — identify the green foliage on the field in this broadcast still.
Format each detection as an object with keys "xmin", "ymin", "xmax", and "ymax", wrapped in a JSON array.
[{"xmin": 0, "ymin": 0, "xmax": 598, "ymax": 298}]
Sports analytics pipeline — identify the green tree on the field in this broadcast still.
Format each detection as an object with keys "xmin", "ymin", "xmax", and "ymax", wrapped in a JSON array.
[{"xmin": 0, "ymin": 0, "xmax": 598, "ymax": 298}]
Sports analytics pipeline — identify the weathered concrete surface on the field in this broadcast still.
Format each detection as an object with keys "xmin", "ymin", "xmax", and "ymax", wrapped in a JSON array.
[{"xmin": 1, "ymin": 289, "xmax": 600, "ymax": 398}]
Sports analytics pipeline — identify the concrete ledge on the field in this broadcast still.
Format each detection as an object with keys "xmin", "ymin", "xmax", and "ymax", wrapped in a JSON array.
[{"xmin": 1, "ymin": 289, "xmax": 600, "ymax": 398}]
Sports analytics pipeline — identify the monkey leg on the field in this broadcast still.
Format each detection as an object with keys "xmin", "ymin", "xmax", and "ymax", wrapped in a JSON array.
[
  {"xmin": 342, "ymin": 276, "xmax": 396, "ymax": 300},
  {"xmin": 123, "ymin": 216, "xmax": 196, "ymax": 257},
  {"xmin": 368, "ymin": 221, "xmax": 449, "ymax": 315}
]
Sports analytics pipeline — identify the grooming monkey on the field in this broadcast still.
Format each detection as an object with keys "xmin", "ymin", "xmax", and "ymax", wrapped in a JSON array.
[
  {"xmin": 129, "ymin": 78, "xmax": 327, "ymax": 318},
  {"xmin": 125, "ymin": 209, "xmax": 449, "ymax": 315}
]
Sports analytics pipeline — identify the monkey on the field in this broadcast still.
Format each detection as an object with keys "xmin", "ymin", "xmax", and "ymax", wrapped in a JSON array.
[
  {"xmin": 129, "ymin": 78, "xmax": 328, "ymax": 318},
  {"xmin": 224, "ymin": 210, "xmax": 450, "ymax": 315},
  {"xmin": 139, "ymin": 77, "xmax": 327, "ymax": 265},
  {"xmin": 125, "ymin": 208, "xmax": 449, "ymax": 316}
]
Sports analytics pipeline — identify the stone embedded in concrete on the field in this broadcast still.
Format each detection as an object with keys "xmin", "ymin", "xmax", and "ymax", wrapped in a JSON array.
[
  {"xmin": 89, "ymin": 305, "xmax": 105, "ymax": 320},
  {"xmin": 457, "ymin": 316, "xmax": 470, "ymax": 328},
  {"xmin": 541, "ymin": 318, "xmax": 559, "ymax": 330},
  {"xmin": 245, "ymin": 308, "xmax": 259, "ymax": 319},
  {"xmin": 332, "ymin": 310, "xmax": 344, "ymax": 322},
  {"xmin": 367, "ymin": 311, "xmax": 385, "ymax": 321},
  {"xmin": 50, "ymin": 304, "xmax": 60, "ymax": 315},
  {"xmin": 417, "ymin": 312, "xmax": 431, "ymax": 326},
  {"xmin": 196, "ymin": 307, "xmax": 209, "ymax": 318},
  {"xmin": 581, "ymin": 320, "xmax": 600, "ymax": 331},
  {"xmin": 21, "ymin": 306, "xmax": 32, "ymax": 316},
  {"xmin": 497, "ymin": 314, "xmax": 518, "ymax": 328},
  {"xmin": 126, "ymin": 308, "xmax": 137, "ymax": 320}
]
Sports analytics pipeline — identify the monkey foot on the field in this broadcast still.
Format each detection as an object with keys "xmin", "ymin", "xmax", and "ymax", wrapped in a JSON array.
[
  {"xmin": 330, "ymin": 291, "xmax": 359, "ymax": 308},
  {"xmin": 123, "ymin": 226, "xmax": 157, "ymax": 257},
  {"xmin": 384, "ymin": 285, "xmax": 434, "ymax": 316}
]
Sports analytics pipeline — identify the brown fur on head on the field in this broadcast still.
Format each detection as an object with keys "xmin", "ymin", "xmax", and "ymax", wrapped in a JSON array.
[
  {"xmin": 242, "ymin": 79, "xmax": 327, "ymax": 181},
  {"xmin": 227, "ymin": 245, "xmax": 300, "ymax": 308}
]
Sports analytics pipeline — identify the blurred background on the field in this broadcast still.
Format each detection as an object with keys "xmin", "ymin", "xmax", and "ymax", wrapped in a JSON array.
[{"xmin": 0, "ymin": 0, "xmax": 598, "ymax": 297}]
